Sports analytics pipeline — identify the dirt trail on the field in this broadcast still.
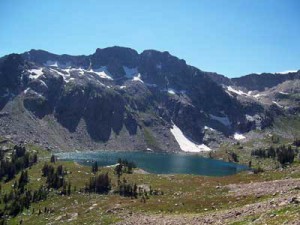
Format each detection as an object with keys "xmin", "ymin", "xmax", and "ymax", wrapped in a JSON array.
[{"xmin": 115, "ymin": 178, "xmax": 300, "ymax": 225}]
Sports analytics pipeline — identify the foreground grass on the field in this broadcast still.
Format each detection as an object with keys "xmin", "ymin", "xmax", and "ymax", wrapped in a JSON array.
[{"xmin": 0, "ymin": 151, "xmax": 298, "ymax": 225}]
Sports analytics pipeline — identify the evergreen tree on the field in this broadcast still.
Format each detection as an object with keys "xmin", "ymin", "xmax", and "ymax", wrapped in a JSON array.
[
  {"xmin": 92, "ymin": 161, "xmax": 98, "ymax": 173},
  {"xmin": 50, "ymin": 155, "xmax": 56, "ymax": 163}
]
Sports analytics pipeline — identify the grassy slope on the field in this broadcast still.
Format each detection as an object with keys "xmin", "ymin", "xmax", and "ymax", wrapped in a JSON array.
[{"xmin": 0, "ymin": 149, "xmax": 298, "ymax": 224}]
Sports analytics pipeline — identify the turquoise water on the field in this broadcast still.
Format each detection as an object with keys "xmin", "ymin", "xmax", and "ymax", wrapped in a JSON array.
[{"xmin": 56, "ymin": 151, "xmax": 248, "ymax": 176}]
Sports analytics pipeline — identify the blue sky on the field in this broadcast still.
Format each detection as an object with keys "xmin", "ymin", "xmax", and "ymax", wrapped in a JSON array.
[{"xmin": 1, "ymin": 0, "xmax": 300, "ymax": 77}]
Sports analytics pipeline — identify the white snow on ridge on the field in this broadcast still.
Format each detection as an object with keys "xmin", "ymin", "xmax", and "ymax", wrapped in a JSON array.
[
  {"xmin": 272, "ymin": 101, "xmax": 283, "ymax": 108},
  {"xmin": 234, "ymin": 133, "xmax": 245, "ymax": 140},
  {"xmin": 50, "ymin": 68, "xmax": 66, "ymax": 77},
  {"xmin": 132, "ymin": 73, "xmax": 144, "ymax": 83},
  {"xmin": 168, "ymin": 89, "xmax": 176, "ymax": 95},
  {"xmin": 23, "ymin": 88, "xmax": 30, "ymax": 94},
  {"xmin": 38, "ymin": 80, "xmax": 48, "ymax": 88},
  {"xmin": 50, "ymin": 66, "xmax": 113, "ymax": 83},
  {"xmin": 28, "ymin": 68, "xmax": 43, "ymax": 79},
  {"xmin": 63, "ymin": 68, "xmax": 85, "ymax": 76},
  {"xmin": 204, "ymin": 126, "xmax": 215, "ymax": 131},
  {"xmin": 122, "ymin": 66, "xmax": 144, "ymax": 83},
  {"xmin": 279, "ymin": 91, "xmax": 289, "ymax": 95},
  {"xmin": 227, "ymin": 86, "xmax": 249, "ymax": 96},
  {"xmin": 50, "ymin": 68, "xmax": 71, "ymax": 83},
  {"xmin": 253, "ymin": 94, "xmax": 261, "ymax": 99},
  {"xmin": 170, "ymin": 123, "xmax": 211, "ymax": 152},
  {"xmin": 24, "ymin": 89, "xmax": 43, "ymax": 98},
  {"xmin": 90, "ymin": 67, "xmax": 113, "ymax": 80},
  {"xmin": 165, "ymin": 88, "xmax": 186, "ymax": 95},
  {"xmin": 209, "ymin": 114, "xmax": 231, "ymax": 127},
  {"xmin": 225, "ymin": 90, "xmax": 234, "ymax": 97}
]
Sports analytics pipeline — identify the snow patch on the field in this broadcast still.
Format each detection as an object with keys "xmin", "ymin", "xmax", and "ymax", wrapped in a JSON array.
[
  {"xmin": 90, "ymin": 67, "xmax": 113, "ymax": 80},
  {"xmin": 50, "ymin": 68, "xmax": 71, "ymax": 82},
  {"xmin": 28, "ymin": 68, "xmax": 43, "ymax": 79},
  {"xmin": 204, "ymin": 126, "xmax": 215, "ymax": 131},
  {"xmin": 62, "ymin": 68, "xmax": 85, "ymax": 76},
  {"xmin": 227, "ymin": 86, "xmax": 249, "ymax": 96},
  {"xmin": 272, "ymin": 101, "xmax": 283, "ymax": 108},
  {"xmin": 246, "ymin": 114, "xmax": 255, "ymax": 122},
  {"xmin": 23, "ymin": 88, "xmax": 30, "ymax": 94},
  {"xmin": 167, "ymin": 89, "xmax": 176, "ymax": 95},
  {"xmin": 225, "ymin": 90, "xmax": 234, "ymax": 97},
  {"xmin": 234, "ymin": 133, "xmax": 245, "ymax": 140},
  {"xmin": 38, "ymin": 80, "xmax": 48, "ymax": 88},
  {"xmin": 120, "ymin": 86, "xmax": 127, "ymax": 89},
  {"xmin": 132, "ymin": 74, "xmax": 144, "ymax": 83},
  {"xmin": 279, "ymin": 91, "xmax": 289, "ymax": 95},
  {"xmin": 66, "ymin": 78, "xmax": 75, "ymax": 83},
  {"xmin": 50, "ymin": 68, "xmax": 66, "ymax": 77},
  {"xmin": 253, "ymin": 94, "xmax": 261, "ymax": 99},
  {"xmin": 209, "ymin": 114, "xmax": 231, "ymax": 127},
  {"xmin": 25, "ymin": 89, "xmax": 43, "ymax": 98},
  {"xmin": 170, "ymin": 123, "xmax": 211, "ymax": 152}
]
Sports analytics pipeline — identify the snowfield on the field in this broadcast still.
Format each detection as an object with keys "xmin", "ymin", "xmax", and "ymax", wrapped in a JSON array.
[
  {"xmin": 132, "ymin": 73, "xmax": 144, "ymax": 83},
  {"xmin": 234, "ymin": 133, "xmax": 246, "ymax": 140},
  {"xmin": 167, "ymin": 89, "xmax": 176, "ymax": 95},
  {"xmin": 170, "ymin": 123, "xmax": 211, "ymax": 152}
]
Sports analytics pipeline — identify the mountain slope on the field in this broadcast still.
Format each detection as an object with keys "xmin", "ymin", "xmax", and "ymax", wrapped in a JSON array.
[{"xmin": 0, "ymin": 47, "xmax": 296, "ymax": 152}]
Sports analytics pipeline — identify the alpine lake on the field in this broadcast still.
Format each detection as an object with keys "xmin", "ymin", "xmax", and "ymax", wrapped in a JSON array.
[{"xmin": 56, "ymin": 151, "xmax": 248, "ymax": 176}]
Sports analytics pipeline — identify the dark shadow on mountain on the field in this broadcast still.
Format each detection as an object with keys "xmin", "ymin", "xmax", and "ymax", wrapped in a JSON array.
[
  {"xmin": 54, "ymin": 86, "xmax": 87, "ymax": 132},
  {"xmin": 124, "ymin": 113, "xmax": 137, "ymax": 135},
  {"xmin": 111, "ymin": 109, "xmax": 125, "ymax": 135},
  {"xmin": 0, "ymin": 54, "xmax": 25, "ymax": 110}
]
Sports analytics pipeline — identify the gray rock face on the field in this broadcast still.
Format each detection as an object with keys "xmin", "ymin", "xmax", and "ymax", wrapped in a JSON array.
[{"xmin": 0, "ymin": 46, "xmax": 297, "ymax": 152}]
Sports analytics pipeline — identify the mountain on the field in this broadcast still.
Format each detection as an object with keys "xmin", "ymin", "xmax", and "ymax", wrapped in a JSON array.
[
  {"xmin": 207, "ymin": 70, "xmax": 300, "ymax": 112},
  {"xmin": 0, "ymin": 46, "xmax": 298, "ymax": 152}
]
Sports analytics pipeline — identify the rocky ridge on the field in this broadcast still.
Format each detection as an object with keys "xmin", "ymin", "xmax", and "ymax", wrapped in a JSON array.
[{"xmin": 0, "ymin": 47, "xmax": 298, "ymax": 152}]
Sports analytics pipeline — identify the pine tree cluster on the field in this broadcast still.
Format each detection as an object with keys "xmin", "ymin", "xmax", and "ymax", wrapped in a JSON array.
[
  {"xmin": 251, "ymin": 145, "xmax": 296, "ymax": 165},
  {"xmin": 85, "ymin": 173, "xmax": 111, "ymax": 194},
  {"xmin": 0, "ymin": 145, "xmax": 38, "ymax": 182},
  {"xmin": 114, "ymin": 158, "xmax": 137, "ymax": 178}
]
